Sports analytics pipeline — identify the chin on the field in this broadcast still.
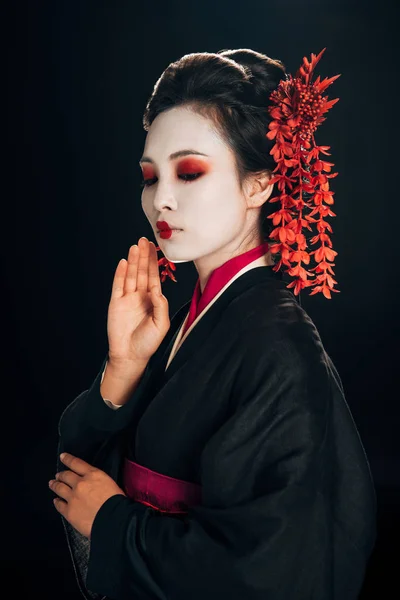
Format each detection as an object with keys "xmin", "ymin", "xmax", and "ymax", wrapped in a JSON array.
[{"xmin": 164, "ymin": 255, "xmax": 192, "ymax": 265}]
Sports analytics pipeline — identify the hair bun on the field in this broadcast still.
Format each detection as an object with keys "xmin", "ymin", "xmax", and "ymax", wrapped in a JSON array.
[{"xmin": 218, "ymin": 48, "xmax": 286, "ymax": 105}]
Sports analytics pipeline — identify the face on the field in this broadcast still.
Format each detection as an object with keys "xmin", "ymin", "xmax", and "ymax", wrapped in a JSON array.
[{"xmin": 139, "ymin": 106, "xmax": 267, "ymax": 276}]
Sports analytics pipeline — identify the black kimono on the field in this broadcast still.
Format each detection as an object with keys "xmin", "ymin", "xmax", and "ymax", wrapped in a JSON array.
[{"xmin": 56, "ymin": 264, "xmax": 377, "ymax": 600}]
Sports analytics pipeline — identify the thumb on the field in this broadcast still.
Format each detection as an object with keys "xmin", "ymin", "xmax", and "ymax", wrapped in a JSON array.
[{"xmin": 151, "ymin": 286, "xmax": 168, "ymax": 326}]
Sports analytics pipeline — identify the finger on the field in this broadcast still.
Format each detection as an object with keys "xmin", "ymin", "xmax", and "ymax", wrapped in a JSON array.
[
  {"xmin": 56, "ymin": 470, "xmax": 79, "ymax": 488},
  {"xmin": 147, "ymin": 241, "xmax": 162, "ymax": 295},
  {"xmin": 59, "ymin": 452, "xmax": 93, "ymax": 476},
  {"xmin": 111, "ymin": 258, "xmax": 128, "ymax": 300},
  {"xmin": 49, "ymin": 479, "xmax": 72, "ymax": 501},
  {"xmin": 136, "ymin": 237, "xmax": 149, "ymax": 291},
  {"xmin": 53, "ymin": 497, "xmax": 67, "ymax": 514},
  {"xmin": 123, "ymin": 244, "xmax": 139, "ymax": 294}
]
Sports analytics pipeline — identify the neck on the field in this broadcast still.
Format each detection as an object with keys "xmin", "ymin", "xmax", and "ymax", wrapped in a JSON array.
[{"xmin": 196, "ymin": 243, "xmax": 274, "ymax": 294}]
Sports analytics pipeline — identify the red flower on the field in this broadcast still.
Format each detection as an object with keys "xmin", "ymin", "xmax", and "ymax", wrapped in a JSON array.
[
  {"xmin": 266, "ymin": 48, "xmax": 341, "ymax": 299},
  {"xmin": 155, "ymin": 247, "xmax": 177, "ymax": 283}
]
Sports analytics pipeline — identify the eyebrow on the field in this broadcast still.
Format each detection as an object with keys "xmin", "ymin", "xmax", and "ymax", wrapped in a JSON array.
[{"xmin": 139, "ymin": 149, "xmax": 210, "ymax": 164}]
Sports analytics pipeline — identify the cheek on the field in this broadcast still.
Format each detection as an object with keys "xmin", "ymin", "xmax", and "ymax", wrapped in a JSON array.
[
  {"xmin": 141, "ymin": 195, "xmax": 153, "ymax": 222},
  {"xmin": 185, "ymin": 183, "xmax": 244, "ymax": 234}
]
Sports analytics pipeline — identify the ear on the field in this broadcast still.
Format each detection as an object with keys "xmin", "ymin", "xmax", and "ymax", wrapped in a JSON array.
[{"xmin": 245, "ymin": 170, "xmax": 275, "ymax": 209}]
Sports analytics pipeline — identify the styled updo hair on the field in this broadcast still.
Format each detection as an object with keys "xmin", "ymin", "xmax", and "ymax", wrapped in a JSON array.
[{"xmin": 142, "ymin": 48, "xmax": 287, "ymax": 248}]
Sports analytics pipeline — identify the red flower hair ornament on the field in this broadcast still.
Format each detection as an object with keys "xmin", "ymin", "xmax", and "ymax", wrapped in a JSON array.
[{"xmin": 155, "ymin": 48, "xmax": 341, "ymax": 299}]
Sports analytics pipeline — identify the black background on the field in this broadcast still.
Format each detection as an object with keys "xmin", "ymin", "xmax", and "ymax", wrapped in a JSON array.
[{"xmin": 3, "ymin": 0, "xmax": 399, "ymax": 597}]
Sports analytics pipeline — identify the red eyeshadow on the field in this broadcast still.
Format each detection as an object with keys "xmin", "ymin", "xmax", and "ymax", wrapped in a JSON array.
[
  {"xmin": 177, "ymin": 158, "xmax": 210, "ymax": 174},
  {"xmin": 141, "ymin": 165, "xmax": 155, "ymax": 179},
  {"xmin": 141, "ymin": 158, "xmax": 211, "ymax": 180}
]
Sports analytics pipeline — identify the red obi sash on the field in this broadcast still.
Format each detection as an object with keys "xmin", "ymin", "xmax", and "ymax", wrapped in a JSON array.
[{"xmin": 123, "ymin": 457, "xmax": 202, "ymax": 515}]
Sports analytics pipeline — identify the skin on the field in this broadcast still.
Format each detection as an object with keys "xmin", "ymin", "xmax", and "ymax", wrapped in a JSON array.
[
  {"xmin": 50, "ymin": 452, "xmax": 127, "ymax": 539},
  {"xmin": 140, "ymin": 106, "xmax": 275, "ymax": 293}
]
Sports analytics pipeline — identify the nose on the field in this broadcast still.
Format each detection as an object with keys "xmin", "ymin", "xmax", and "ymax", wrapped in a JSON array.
[{"xmin": 151, "ymin": 179, "xmax": 178, "ymax": 213}]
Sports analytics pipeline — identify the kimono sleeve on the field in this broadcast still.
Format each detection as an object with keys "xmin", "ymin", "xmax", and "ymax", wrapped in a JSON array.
[
  {"xmin": 85, "ymin": 326, "xmax": 349, "ymax": 600},
  {"xmin": 57, "ymin": 300, "xmax": 190, "ymax": 464},
  {"xmin": 57, "ymin": 352, "xmax": 152, "ymax": 463},
  {"xmin": 56, "ymin": 353, "xmax": 154, "ymax": 600}
]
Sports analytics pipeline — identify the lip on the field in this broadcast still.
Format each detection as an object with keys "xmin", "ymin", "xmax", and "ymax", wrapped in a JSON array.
[
  {"xmin": 158, "ymin": 228, "xmax": 183, "ymax": 239},
  {"xmin": 156, "ymin": 220, "xmax": 181, "ymax": 231},
  {"xmin": 156, "ymin": 228, "xmax": 182, "ymax": 232}
]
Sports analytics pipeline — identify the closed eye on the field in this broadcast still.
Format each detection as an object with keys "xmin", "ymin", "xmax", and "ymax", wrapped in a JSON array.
[{"xmin": 140, "ymin": 173, "xmax": 202, "ymax": 188}]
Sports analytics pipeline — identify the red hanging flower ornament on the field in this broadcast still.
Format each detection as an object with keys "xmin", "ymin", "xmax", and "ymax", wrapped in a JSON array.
[
  {"xmin": 266, "ymin": 47, "xmax": 341, "ymax": 299},
  {"xmin": 155, "ymin": 245, "xmax": 177, "ymax": 283}
]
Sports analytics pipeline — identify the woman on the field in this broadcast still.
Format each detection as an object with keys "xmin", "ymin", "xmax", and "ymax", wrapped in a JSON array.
[{"xmin": 53, "ymin": 49, "xmax": 377, "ymax": 600}]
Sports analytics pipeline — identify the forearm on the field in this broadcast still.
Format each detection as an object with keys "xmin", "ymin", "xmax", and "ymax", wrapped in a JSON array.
[
  {"xmin": 58, "ymin": 354, "xmax": 152, "ymax": 450},
  {"xmin": 100, "ymin": 358, "xmax": 149, "ymax": 407}
]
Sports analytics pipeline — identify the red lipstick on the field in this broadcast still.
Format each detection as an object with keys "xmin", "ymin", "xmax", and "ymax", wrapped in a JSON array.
[{"xmin": 156, "ymin": 220, "xmax": 183, "ymax": 240}]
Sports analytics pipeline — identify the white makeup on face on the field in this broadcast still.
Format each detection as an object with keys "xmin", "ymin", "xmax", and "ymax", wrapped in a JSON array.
[{"xmin": 139, "ymin": 106, "xmax": 269, "ymax": 292}]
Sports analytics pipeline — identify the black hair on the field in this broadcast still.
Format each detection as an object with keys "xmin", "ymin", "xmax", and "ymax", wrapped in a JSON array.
[{"xmin": 142, "ymin": 48, "xmax": 287, "ymax": 250}]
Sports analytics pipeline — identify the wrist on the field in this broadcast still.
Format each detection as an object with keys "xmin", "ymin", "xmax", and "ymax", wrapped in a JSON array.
[
  {"xmin": 106, "ymin": 357, "xmax": 148, "ymax": 380},
  {"xmin": 100, "ymin": 357, "xmax": 149, "ymax": 407}
]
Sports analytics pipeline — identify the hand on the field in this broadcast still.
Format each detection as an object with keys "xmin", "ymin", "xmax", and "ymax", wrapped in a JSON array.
[
  {"xmin": 107, "ymin": 237, "xmax": 170, "ymax": 365},
  {"xmin": 49, "ymin": 452, "xmax": 127, "ymax": 539}
]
